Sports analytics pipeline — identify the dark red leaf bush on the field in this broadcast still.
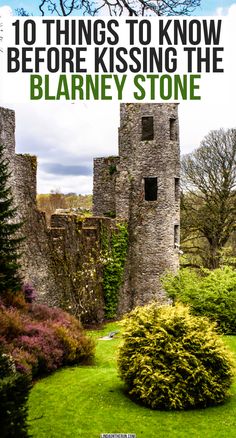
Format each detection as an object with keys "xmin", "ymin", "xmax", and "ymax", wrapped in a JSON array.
[{"xmin": 0, "ymin": 295, "xmax": 95, "ymax": 378}]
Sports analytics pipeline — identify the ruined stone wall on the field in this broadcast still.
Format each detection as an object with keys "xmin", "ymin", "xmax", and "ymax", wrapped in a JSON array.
[
  {"xmin": 0, "ymin": 108, "xmax": 16, "ymax": 191},
  {"xmin": 13, "ymin": 153, "xmax": 75, "ymax": 309},
  {"xmin": 0, "ymin": 106, "xmax": 114, "ymax": 323},
  {"xmin": 93, "ymin": 156, "xmax": 119, "ymax": 217},
  {"xmin": 0, "ymin": 108, "xmax": 15, "ymax": 159},
  {"xmin": 1, "ymin": 103, "xmax": 180, "ymax": 323}
]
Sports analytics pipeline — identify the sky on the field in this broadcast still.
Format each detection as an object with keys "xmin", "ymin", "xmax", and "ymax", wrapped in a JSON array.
[
  {"xmin": 1, "ymin": 0, "xmax": 235, "ymax": 17},
  {"xmin": 0, "ymin": 1, "xmax": 236, "ymax": 194}
]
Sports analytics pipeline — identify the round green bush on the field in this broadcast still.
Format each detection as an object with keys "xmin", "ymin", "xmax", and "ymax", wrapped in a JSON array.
[{"xmin": 118, "ymin": 303, "xmax": 234, "ymax": 410}]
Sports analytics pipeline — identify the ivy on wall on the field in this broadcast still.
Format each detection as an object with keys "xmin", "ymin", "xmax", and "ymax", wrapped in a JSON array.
[{"xmin": 101, "ymin": 222, "xmax": 129, "ymax": 319}]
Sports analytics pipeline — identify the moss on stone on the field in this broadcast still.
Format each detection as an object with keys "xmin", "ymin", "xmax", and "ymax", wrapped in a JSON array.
[{"xmin": 101, "ymin": 221, "xmax": 128, "ymax": 319}]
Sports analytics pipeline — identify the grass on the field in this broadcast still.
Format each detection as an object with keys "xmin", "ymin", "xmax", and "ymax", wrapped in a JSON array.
[{"xmin": 28, "ymin": 323, "xmax": 236, "ymax": 438}]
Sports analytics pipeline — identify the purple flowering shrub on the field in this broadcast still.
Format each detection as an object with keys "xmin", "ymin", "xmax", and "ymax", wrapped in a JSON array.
[
  {"xmin": 11, "ymin": 348, "xmax": 38, "ymax": 375},
  {"xmin": 1, "ymin": 290, "xmax": 28, "ymax": 310},
  {"xmin": 18, "ymin": 324, "xmax": 64, "ymax": 374},
  {"xmin": 22, "ymin": 283, "xmax": 37, "ymax": 304},
  {"xmin": 0, "ymin": 307, "xmax": 25, "ymax": 340},
  {"xmin": 0, "ymin": 292, "xmax": 95, "ymax": 378},
  {"xmin": 29, "ymin": 303, "xmax": 81, "ymax": 328}
]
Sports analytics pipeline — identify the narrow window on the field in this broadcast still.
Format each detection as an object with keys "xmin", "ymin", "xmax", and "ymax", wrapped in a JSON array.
[
  {"xmin": 175, "ymin": 178, "xmax": 180, "ymax": 201},
  {"xmin": 170, "ymin": 118, "xmax": 176, "ymax": 141},
  {"xmin": 144, "ymin": 177, "xmax": 157, "ymax": 201},
  {"xmin": 142, "ymin": 116, "xmax": 154, "ymax": 141},
  {"xmin": 174, "ymin": 225, "xmax": 179, "ymax": 248}
]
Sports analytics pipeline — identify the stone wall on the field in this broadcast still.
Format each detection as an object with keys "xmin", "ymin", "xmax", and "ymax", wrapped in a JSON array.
[
  {"xmin": 0, "ymin": 106, "xmax": 122, "ymax": 323},
  {"xmin": 93, "ymin": 156, "xmax": 119, "ymax": 217},
  {"xmin": 13, "ymin": 152, "xmax": 78, "ymax": 310},
  {"xmin": 0, "ymin": 108, "xmax": 16, "ymax": 188},
  {"xmin": 119, "ymin": 104, "xmax": 180, "ymax": 312},
  {"xmin": 93, "ymin": 103, "xmax": 181, "ymax": 314},
  {"xmin": 1, "ymin": 103, "xmax": 180, "ymax": 323}
]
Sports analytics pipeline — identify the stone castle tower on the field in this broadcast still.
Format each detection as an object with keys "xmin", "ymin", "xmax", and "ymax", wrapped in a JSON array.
[{"xmin": 93, "ymin": 103, "xmax": 180, "ymax": 311}]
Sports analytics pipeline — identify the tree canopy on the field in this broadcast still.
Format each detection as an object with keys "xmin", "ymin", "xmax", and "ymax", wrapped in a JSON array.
[
  {"xmin": 17, "ymin": 0, "xmax": 200, "ymax": 17},
  {"xmin": 0, "ymin": 145, "xmax": 23, "ymax": 294},
  {"xmin": 181, "ymin": 128, "xmax": 236, "ymax": 269}
]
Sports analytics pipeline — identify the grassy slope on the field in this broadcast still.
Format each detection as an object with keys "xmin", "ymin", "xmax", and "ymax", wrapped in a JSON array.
[{"xmin": 28, "ymin": 324, "xmax": 236, "ymax": 438}]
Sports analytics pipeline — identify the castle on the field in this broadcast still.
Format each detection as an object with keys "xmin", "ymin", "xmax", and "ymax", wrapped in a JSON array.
[{"xmin": 0, "ymin": 103, "xmax": 180, "ymax": 322}]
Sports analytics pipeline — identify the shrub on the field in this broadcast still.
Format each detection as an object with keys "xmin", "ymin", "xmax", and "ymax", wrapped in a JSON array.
[
  {"xmin": 0, "ymin": 307, "xmax": 25, "ymax": 340},
  {"xmin": 17, "ymin": 323, "xmax": 64, "ymax": 375},
  {"xmin": 163, "ymin": 266, "xmax": 236, "ymax": 334},
  {"xmin": 29, "ymin": 303, "xmax": 82, "ymax": 329},
  {"xmin": 118, "ymin": 303, "xmax": 234, "ymax": 410},
  {"xmin": 0, "ymin": 292, "xmax": 95, "ymax": 379},
  {"xmin": 54, "ymin": 325, "xmax": 78, "ymax": 363},
  {"xmin": 11, "ymin": 348, "xmax": 38, "ymax": 376},
  {"xmin": 29, "ymin": 303, "xmax": 64, "ymax": 322},
  {"xmin": 23, "ymin": 283, "xmax": 36, "ymax": 303},
  {"xmin": 54, "ymin": 325, "xmax": 94, "ymax": 364},
  {"xmin": 0, "ymin": 350, "xmax": 16, "ymax": 378},
  {"xmin": 1, "ymin": 290, "xmax": 28, "ymax": 310},
  {"xmin": 0, "ymin": 349, "xmax": 31, "ymax": 437},
  {"xmin": 0, "ymin": 300, "xmax": 95, "ymax": 377}
]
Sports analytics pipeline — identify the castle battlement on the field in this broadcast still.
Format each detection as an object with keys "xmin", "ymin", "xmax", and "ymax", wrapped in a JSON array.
[{"xmin": 0, "ymin": 103, "xmax": 180, "ymax": 321}]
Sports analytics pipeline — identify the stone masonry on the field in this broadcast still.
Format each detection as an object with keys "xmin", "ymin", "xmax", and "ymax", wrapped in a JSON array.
[
  {"xmin": 0, "ymin": 107, "xmax": 120, "ymax": 323},
  {"xmin": 0, "ymin": 103, "xmax": 180, "ymax": 321},
  {"xmin": 93, "ymin": 103, "xmax": 180, "ymax": 312}
]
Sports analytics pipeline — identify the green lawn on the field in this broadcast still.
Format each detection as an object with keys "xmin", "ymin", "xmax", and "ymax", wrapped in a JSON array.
[{"xmin": 28, "ymin": 323, "xmax": 236, "ymax": 438}]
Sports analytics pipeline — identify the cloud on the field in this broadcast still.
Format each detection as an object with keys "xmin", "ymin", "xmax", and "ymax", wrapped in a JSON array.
[
  {"xmin": 178, "ymin": 4, "xmax": 236, "ymax": 154},
  {"xmin": 42, "ymin": 162, "xmax": 92, "ymax": 176},
  {"xmin": 13, "ymin": 101, "xmax": 119, "ymax": 160},
  {"xmin": 216, "ymin": 3, "xmax": 236, "ymax": 16},
  {"xmin": 1, "ymin": 8, "xmax": 236, "ymax": 193},
  {"xmin": 37, "ymin": 170, "xmax": 93, "ymax": 194},
  {"xmin": 0, "ymin": 6, "xmax": 12, "ymax": 16},
  {"xmin": 5, "ymin": 100, "xmax": 119, "ymax": 193}
]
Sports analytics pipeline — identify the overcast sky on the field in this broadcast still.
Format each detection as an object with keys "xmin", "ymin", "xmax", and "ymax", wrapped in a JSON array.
[{"xmin": 0, "ymin": 1, "xmax": 236, "ymax": 194}]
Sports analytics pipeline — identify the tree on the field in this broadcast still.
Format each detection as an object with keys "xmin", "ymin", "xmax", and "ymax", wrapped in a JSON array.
[
  {"xmin": 0, "ymin": 145, "xmax": 23, "ymax": 294},
  {"xmin": 37, "ymin": 192, "xmax": 92, "ymax": 224},
  {"xmin": 37, "ymin": 190, "xmax": 67, "ymax": 224},
  {"xmin": 17, "ymin": 0, "xmax": 200, "ymax": 17},
  {"xmin": 181, "ymin": 128, "xmax": 236, "ymax": 269},
  {"xmin": 15, "ymin": 8, "xmax": 30, "ymax": 16}
]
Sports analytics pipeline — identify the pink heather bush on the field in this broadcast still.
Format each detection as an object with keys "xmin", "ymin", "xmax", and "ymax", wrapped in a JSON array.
[
  {"xmin": 1, "ymin": 290, "xmax": 29, "ymax": 311},
  {"xmin": 18, "ymin": 334, "xmax": 63, "ymax": 374},
  {"xmin": 11, "ymin": 348, "xmax": 38, "ymax": 375},
  {"xmin": 0, "ymin": 307, "xmax": 25, "ymax": 340},
  {"xmin": 0, "ymin": 296, "xmax": 95, "ymax": 378},
  {"xmin": 29, "ymin": 303, "xmax": 82, "ymax": 329},
  {"xmin": 0, "ymin": 336, "xmax": 8, "ymax": 350},
  {"xmin": 22, "ymin": 283, "xmax": 37, "ymax": 304},
  {"xmin": 18, "ymin": 323, "xmax": 64, "ymax": 374}
]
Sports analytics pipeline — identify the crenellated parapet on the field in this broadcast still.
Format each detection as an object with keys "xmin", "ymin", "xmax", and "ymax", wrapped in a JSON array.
[
  {"xmin": 0, "ymin": 106, "xmax": 120, "ymax": 323},
  {"xmin": 0, "ymin": 102, "xmax": 180, "ymax": 322}
]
